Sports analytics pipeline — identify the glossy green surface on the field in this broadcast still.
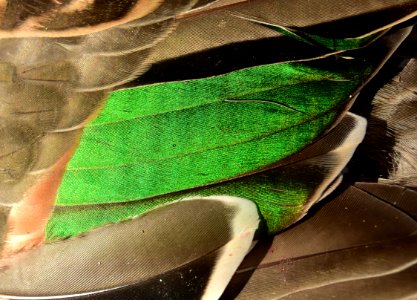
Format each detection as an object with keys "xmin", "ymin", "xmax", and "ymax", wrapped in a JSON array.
[
  {"xmin": 46, "ymin": 50, "xmax": 374, "ymax": 240},
  {"xmin": 56, "ymin": 59, "xmax": 363, "ymax": 206},
  {"xmin": 48, "ymin": 164, "xmax": 311, "ymax": 239}
]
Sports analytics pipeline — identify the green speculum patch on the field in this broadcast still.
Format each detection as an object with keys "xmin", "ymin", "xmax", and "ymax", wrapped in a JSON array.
[{"xmin": 47, "ymin": 47, "xmax": 374, "ymax": 241}]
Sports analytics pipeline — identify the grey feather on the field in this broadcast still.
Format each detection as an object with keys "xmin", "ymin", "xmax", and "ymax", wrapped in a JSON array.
[{"xmin": 364, "ymin": 57, "xmax": 417, "ymax": 187}]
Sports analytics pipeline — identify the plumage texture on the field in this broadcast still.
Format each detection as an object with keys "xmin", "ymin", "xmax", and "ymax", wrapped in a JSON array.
[
  {"xmin": 0, "ymin": 0, "xmax": 218, "ymax": 257},
  {"xmin": 38, "ymin": 23, "xmax": 411, "ymax": 242},
  {"xmin": 0, "ymin": 196, "xmax": 259, "ymax": 299},
  {"xmin": 223, "ymin": 184, "xmax": 417, "ymax": 299},
  {"xmin": 363, "ymin": 57, "xmax": 417, "ymax": 187},
  {"xmin": 0, "ymin": 0, "xmax": 216, "ymax": 37},
  {"xmin": 137, "ymin": 0, "xmax": 417, "ymax": 85},
  {"xmin": 45, "ymin": 112, "xmax": 366, "ymax": 240},
  {"xmin": 0, "ymin": 0, "xmax": 416, "ymax": 298}
]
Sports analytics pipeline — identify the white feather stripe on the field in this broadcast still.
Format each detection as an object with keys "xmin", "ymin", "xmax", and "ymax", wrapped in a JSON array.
[{"xmin": 186, "ymin": 196, "xmax": 260, "ymax": 300}]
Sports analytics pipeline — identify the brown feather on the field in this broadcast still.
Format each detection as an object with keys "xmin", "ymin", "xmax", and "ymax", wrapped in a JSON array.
[
  {"xmin": 0, "ymin": 0, "xmax": 217, "ymax": 256},
  {"xmin": 223, "ymin": 183, "xmax": 417, "ymax": 299}
]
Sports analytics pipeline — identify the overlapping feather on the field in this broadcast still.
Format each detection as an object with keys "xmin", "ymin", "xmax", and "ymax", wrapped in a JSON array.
[
  {"xmin": 0, "ymin": 111, "xmax": 364, "ymax": 299},
  {"xmin": 223, "ymin": 183, "xmax": 417, "ymax": 300},
  {"xmin": 0, "ymin": 0, "xmax": 218, "ymax": 256},
  {"xmin": 0, "ymin": 196, "xmax": 259, "ymax": 299},
  {"xmin": 362, "ymin": 57, "xmax": 417, "ymax": 187},
  {"xmin": 0, "ymin": 0, "xmax": 416, "ymax": 299}
]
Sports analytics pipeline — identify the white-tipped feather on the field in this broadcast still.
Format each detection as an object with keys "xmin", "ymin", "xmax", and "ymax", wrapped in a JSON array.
[
  {"xmin": 0, "ymin": 196, "xmax": 260, "ymax": 299},
  {"xmin": 198, "ymin": 196, "xmax": 259, "ymax": 300}
]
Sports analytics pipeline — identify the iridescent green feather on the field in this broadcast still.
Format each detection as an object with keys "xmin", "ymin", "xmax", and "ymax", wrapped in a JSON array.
[{"xmin": 47, "ymin": 40, "xmax": 383, "ymax": 240}]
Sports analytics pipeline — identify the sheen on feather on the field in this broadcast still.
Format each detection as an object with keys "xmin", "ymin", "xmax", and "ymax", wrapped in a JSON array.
[
  {"xmin": 0, "ymin": 0, "xmax": 217, "ymax": 256},
  {"xmin": 0, "ymin": 196, "xmax": 259, "ymax": 300},
  {"xmin": 223, "ymin": 183, "xmax": 417, "ymax": 300}
]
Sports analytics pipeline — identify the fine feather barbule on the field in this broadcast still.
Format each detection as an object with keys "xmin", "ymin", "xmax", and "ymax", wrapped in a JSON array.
[
  {"xmin": 362, "ymin": 57, "xmax": 417, "ymax": 187},
  {"xmin": 0, "ymin": 0, "xmax": 184, "ymax": 37},
  {"xmin": 139, "ymin": 0, "xmax": 417, "ymax": 86},
  {"xmin": 0, "ymin": 0, "xmax": 207, "ymax": 193},
  {"xmin": 0, "ymin": 0, "xmax": 415, "ymax": 268},
  {"xmin": 224, "ymin": 184, "xmax": 417, "ymax": 300},
  {"xmin": 0, "ymin": 196, "xmax": 259, "ymax": 300},
  {"xmin": 0, "ymin": 0, "xmax": 219, "ymax": 37},
  {"xmin": 0, "ymin": 0, "xmax": 218, "ymax": 256}
]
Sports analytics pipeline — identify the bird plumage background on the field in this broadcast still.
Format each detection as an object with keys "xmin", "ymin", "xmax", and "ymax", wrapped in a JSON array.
[{"xmin": 0, "ymin": 0, "xmax": 416, "ymax": 299}]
